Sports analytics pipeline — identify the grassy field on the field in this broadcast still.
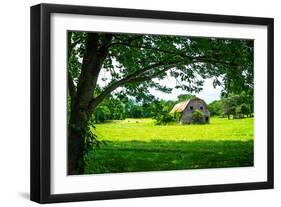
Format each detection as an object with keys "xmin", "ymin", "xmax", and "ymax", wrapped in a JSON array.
[{"xmin": 85, "ymin": 117, "xmax": 254, "ymax": 174}]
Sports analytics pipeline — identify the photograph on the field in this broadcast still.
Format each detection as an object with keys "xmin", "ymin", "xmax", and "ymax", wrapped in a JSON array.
[
  {"xmin": 67, "ymin": 31, "xmax": 254, "ymax": 175},
  {"xmin": 30, "ymin": 3, "xmax": 274, "ymax": 203}
]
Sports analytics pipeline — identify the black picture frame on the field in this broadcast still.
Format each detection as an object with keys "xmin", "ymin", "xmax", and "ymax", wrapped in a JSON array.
[{"xmin": 30, "ymin": 3, "xmax": 274, "ymax": 204}]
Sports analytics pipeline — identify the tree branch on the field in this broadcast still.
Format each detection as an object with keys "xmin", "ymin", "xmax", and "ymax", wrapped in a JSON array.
[
  {"xmin": 87, "ymin": 43, "xmax": 239, "ymax": 112},
  {"xmin": 122, "ymin": 60, "xmax": 177, "ymax": 81},
  {"xmin": 88, "ymin": 62, "xmax": 181, "ymax": 110},
  {"xmin": 193, "ymin": 56, "xmax": 240, "ymax": 67},
  {"xmin": 128, "ymin": 65, "xmax": 176, "ymax": 83},
  {"xmin": 109, "ymin": 42, "xmax": 239, "ymax": 67}
]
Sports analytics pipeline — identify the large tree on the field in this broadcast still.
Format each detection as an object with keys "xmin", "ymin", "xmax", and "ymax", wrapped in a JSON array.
[{"xmin": 67, "ymin": 31, "xmax": 253, "ymax": 174}]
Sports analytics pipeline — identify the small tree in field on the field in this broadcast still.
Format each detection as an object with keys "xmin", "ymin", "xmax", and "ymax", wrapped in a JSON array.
[
  {"xmin": 154, "ymin": 112, "xmax": 175, "ymax": 125},
  {"xmin": 240, "ymin": 103, "xmax": 251, "ymax": 117},
  {"xmin": 153, "ymin": 101, "xmax": 175, "ymax": 125}
]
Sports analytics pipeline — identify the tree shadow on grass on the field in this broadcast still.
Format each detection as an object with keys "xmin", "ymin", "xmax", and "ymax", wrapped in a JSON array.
[{"xmin": 84, "ymin": 140, "xmax": 253, "ymax": 174}]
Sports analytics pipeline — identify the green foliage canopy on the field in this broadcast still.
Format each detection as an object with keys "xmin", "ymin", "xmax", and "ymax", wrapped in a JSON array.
[{"xmin": 68, "ymin": 32, "xmax": 254, "ymax": 106}]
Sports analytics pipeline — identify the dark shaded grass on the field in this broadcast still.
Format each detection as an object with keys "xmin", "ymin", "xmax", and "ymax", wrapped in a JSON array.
[{"xmin": 84, "ymin": 140, "xmax": 253, "ymax": 174}]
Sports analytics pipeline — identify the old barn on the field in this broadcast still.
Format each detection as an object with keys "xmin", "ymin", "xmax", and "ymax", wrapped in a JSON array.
[{"xmin": 170, "ymin": 97, "xmax": 210, "ymax": 124}]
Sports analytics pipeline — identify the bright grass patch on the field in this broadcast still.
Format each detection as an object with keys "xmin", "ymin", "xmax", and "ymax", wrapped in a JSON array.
[
  {"xmin": 94, "ymin": 117, "xmax": 253, "ymax": 141},
  {"xmin": 85, "ymin": 117, "xmax": 254, "ymax": 174}
]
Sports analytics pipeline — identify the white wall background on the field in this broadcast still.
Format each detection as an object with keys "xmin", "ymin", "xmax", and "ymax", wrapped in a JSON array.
[{"xmin": 0, "ymin": 0, "xmax": 279, "ymax": 206}]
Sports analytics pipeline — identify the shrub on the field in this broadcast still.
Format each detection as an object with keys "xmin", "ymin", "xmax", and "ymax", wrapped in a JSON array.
[
  {"xmin": 154, "ymin": 112, "xmax": 175, "ymax": 125},
  {"xmin": 191, "ymin": 109, "xmax": 204, "ymax": 124}
]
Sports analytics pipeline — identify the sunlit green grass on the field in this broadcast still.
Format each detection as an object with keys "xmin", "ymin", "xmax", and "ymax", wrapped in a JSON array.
[
  {"xmin": 94, "ymin": 117, "xmax": 254, "ymax": 141},
  {"xmin": 85, "ymin": 117, "xmax": 254, "ymax": 174}
]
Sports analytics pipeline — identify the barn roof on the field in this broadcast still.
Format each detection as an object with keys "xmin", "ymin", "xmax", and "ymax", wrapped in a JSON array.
[
  {"xmin": 170, "ymin": 100, "xmax": 191, "ymax": 113},
  {"xmin": 170, "ymin": 97, "xmax": 206, "ymax": 113}
]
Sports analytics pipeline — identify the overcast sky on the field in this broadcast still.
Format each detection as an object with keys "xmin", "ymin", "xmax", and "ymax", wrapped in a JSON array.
[{"xmin": 148, "ymin": 76, "xmax": 222, "ymax": 104}]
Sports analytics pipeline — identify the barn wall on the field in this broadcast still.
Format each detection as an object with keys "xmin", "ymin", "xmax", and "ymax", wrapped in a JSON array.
[{"xmin": 180, "ymin": 99, "xmax": 210, "ymax": 124}]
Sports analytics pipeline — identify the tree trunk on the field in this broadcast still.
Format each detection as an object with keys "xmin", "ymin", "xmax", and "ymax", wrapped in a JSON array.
[
  {"xmin": 68, "ymin": 107, "xmax": 89, "ymax": 174},
  {"xmin": 67, "ymin": 33, "xmax": 113, "ymax": 175}
]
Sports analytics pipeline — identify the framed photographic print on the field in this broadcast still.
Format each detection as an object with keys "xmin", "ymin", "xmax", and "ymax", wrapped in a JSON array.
[{"xmin": 30, "ymin": 3, "xmax": 274, "ymax": 203}]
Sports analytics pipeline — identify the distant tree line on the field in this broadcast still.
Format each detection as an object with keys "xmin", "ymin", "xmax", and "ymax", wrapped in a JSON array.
[
  {"xmin": 208, "ymin": 91, "xmax": 253, "ymax": 119},
  {"xmin": 90, "ymin": 93, "xmax": 197, "ymax": 124},
  {"xmin": 90, "ymin": 91, "xmax": 253, "ymax": 124}
]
